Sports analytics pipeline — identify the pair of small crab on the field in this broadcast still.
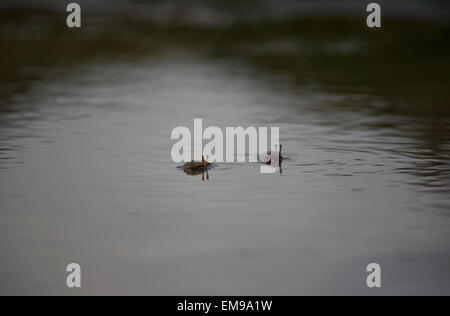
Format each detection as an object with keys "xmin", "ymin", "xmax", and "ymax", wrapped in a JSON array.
[{"xmin": 180, "ymin": 145, "xmax": 284, "ymax": 180}]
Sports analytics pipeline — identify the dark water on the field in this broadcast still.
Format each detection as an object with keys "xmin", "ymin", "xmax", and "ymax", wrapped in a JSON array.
[{"xmin": 0, "ymin": 1, "xmax": 449, "ymax": 295}]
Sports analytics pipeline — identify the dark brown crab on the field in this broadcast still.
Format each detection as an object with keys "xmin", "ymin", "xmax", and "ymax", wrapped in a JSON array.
[
  {"xmin": 179, "ymin": 145, "xmax": 285, "ymax": 178},
  {"xmin": 181, "ymin": 155, "xmax": 212, "ymax": 180}
]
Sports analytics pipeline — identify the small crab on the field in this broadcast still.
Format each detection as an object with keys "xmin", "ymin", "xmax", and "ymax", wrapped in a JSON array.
[
  {"xmin": 260, "ymin": 144, "xmax": 285, "ymax": 174},
  {"xmin": 261, "ymin": 144, "xmax": 284, "ymax": 165},
  {"xmin": 180, "ymin": 155, "xmax": 212, "ymax": 180},
  {"xmin": 182, "ymin": 155, "xmax": 211, "ymax": 171}
]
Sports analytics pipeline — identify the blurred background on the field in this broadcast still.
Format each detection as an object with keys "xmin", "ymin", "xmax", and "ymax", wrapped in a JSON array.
[{"xmin": 0, "ymin": 0, "xmax": 449, "ymax": 295}]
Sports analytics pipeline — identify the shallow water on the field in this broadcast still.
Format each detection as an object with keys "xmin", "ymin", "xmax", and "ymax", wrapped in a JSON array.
[{"xmin": 0, "ymin": 1, "xmax": 449, "ymax": 295}]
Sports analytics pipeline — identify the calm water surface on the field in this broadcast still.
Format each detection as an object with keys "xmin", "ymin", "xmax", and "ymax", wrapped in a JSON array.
[{"xmin": 0, "ymin": 1, "xmax": 449, "ymax": 295}]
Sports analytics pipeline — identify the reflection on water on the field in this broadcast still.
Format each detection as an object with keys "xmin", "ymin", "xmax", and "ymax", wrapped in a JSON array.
[
  {"xmin": 0, "ymin": 1, "xmax": 449, "ymax": 295},
  {"xmin": 183, "ymin": 167, "xmax": 211, "ymax": 181}
]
